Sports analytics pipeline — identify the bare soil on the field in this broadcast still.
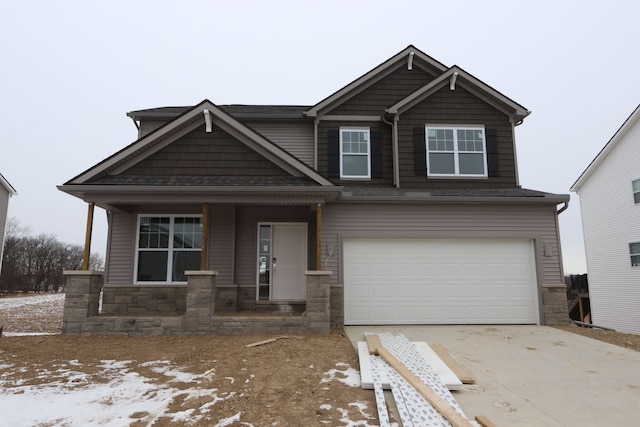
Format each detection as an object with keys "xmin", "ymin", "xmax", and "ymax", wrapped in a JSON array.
[{"xmin": 2, "ymin": 293, "xmax": 640, "ymax": 426}]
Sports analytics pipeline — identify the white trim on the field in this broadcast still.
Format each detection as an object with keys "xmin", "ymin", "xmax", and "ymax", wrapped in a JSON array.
[
  {"xmin": 425, "ymin": 125, "xmax": 488, "ymax": 177},
  {"xmin": 340, "ymin": 127, "xmax": 371, "ymax": 179},
  {"xmin": 134, "ymin": 214, "xmax": 203, "ymax": 285},
  {"xmin": 632, "ymin": 178, "xmax": 640, "ymax": 204}
]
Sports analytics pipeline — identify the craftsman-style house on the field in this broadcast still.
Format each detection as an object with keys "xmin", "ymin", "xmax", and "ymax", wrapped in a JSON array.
[
  {"xmin": 571, "ymin": 104, "xmax": 640, "ymax": 335},
  {"xmin": 58, "ymin": 46, "xmax": 570, "ymax": 335}
]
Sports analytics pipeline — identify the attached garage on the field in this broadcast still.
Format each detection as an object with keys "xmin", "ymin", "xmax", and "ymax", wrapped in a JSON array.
[{"xmin": 343, "ymin": 239, "xmax": 539, "ymax": 325}]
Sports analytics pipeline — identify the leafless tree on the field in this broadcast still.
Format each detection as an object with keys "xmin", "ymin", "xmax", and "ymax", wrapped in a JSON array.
[{"xmin": 0, "ymin": 217, "xmax": 104, "ymax": 293}]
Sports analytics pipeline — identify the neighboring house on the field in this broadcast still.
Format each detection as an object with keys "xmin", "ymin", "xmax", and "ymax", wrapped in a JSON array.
[
  {"xmin": 0, "ymin": 173, "xmax": 17, "ymax": 276},
  {"xmin": 58, "ymin": 46, "xmax": 570, "ymax": 336},
  {"xmin": 571, "ymin": 104, "xmax": 640, "ymax": 335}
]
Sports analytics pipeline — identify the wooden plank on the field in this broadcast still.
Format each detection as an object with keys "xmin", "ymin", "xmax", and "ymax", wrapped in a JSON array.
[
  {"xmin": 82, "ymin": 202, "xmax": 94, "ymax": 270},
  {"xmin": 358, "ymin": 341, "xmax": 462, "ymax": 390},
  {"xmin": 475, "ymin": 415, "xmax": 497, "ymax": 427},
  {"xmin": 244, "ymin": 336, "xmax": 288, "ymax": 348},
  {"xmin": 430, "ymin": 343, "xmax": 476, "ymax": 384},
  {"xmin": 367, "ymin": 335, "xmax": 473, "ymax": 427}
]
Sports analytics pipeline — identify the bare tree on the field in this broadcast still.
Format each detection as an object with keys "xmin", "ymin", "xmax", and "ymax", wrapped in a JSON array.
[{"xmin": 0, "ymin": 217, "xmax": 104, "ymax": 293}]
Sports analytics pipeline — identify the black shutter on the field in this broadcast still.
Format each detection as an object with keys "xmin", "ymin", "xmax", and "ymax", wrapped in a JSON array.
[
  {"xmin": 371, "ymin": 131, "xmax": 383, "ymax": 178},
  {"xmin": 413, "ymin": 127, "xmax": 427, "ymax": 175},
  {"xmin": 327, "ymin": 129, "xmax": 339, "ymax": 178},
  {"xmin": 485, "ymin": 128, "xmax": 499, "ymax": 177}
]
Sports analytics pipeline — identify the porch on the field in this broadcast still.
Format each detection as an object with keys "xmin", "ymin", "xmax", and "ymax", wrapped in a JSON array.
[{"xmin": 62, "ymin": 270, "xmax": 332, "ymax": 336}]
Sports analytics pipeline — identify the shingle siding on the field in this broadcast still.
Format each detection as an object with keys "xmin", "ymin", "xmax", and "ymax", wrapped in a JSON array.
[{"xmin": 124, "ymin": 125, "xmax": 290, "ymax": 177}]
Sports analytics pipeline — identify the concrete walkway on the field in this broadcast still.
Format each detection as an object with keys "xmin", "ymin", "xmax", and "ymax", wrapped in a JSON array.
[{"xmin": 345, "ymin": 325, "xmax": 640, "ymax": 427}]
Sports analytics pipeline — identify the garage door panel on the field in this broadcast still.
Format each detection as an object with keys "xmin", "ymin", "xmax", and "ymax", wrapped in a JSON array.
[{"xmin": 344, "ymin": 239, "xmax": 538, "ymax": 325}]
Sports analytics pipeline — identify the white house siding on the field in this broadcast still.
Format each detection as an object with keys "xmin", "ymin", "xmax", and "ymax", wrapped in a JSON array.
[
  {"xmin": 577, "ymin": 118, "xmax": 640, "ymax": 334},
  {"xmin": 0, "ymin": 186, "xmax": 10, "ymax": 274}
]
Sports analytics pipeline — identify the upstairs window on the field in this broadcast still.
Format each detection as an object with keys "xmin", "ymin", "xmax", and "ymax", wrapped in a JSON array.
[
  {"xmin": 633, "ymin": 179, "xmax": 640, "ymax": 204},
  {"xmin": 630, "ymin": 242, "xmax": 640, "ymax": 267},
  {"xmin": 340, "ymin": 128, "xmax": 370, "ymax": 179},
  {"xmin": 135, "ymin": 215, "xmax": 202, "ymax": 283},
  {"xmin": 426, "ymin": 126, "xmax": 487, "ymax": 177}
]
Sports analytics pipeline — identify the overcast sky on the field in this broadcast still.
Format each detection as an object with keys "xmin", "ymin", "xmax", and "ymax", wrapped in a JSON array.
[{"xmin": 1, "ymin": 1, "xmax": 639, "ymax": 274}]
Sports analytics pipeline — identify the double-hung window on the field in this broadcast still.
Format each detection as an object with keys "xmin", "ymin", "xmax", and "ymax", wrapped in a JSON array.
[
  {"xmin": 340, "ymin": 128, "xmax": 370, "ymax": 179},
  {"xmin": 426, "ymin": 126, "xmax": 487, "ymax": 177},
  {"xmin": 135, "ymin": 215, "xmax": 202, "ymax": 283},
  {"xmin": 633, "ymin": 179, "xmax": 640, "ymax": 204},
  {"xmin": 630, "ymin": 242, "xmax": 640, "ymax": 267}
]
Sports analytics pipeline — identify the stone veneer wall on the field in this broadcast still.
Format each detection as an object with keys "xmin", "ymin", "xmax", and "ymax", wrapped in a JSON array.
[
  {"xmin": 541, "ymin": 284, "xmax": 571, "ymax": 325},
  {"xmin": 102, "ymin": 286, "xmax": 187, "ymax": 314},
  {"xmin": 61, "ymin": 270, "xmax": 332, "ymax": 336}
]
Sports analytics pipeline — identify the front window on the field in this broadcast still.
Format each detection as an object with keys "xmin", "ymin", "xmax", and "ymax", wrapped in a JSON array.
[
  {"xmin": 426, "ymin": 126, "xmax": 487, "ymax": 176},
  {"xmin": 633, "ymin": 179, "xmax": 640, "ymax": 204},
  {"xmin": 135, "ymin": 215, "xmax": 202, "ymax": 283},
  {"xmin": 340, "ymin": 128, "xmax": 370, "ymax": 178},
  {"xmin": 630, "ymin": 242, "xmax": 640, "ymax": 267}
]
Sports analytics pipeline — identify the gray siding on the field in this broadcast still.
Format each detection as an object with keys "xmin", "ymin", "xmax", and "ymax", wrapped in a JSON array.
[
  {"xmin": 124, "ymin": 125, "xmax": 289, "ymax": 177},
  {"xmin": 208, "ymin": 205, "xmax": 236, "ymax": 285},
  {"xmin": 247, "ymin": 121, "xmax": 314, "ymax": 167},
  {"xmin": 321, "ymin": 203, "xmax": 564, "ymax": 286},
  {"xmin": 139, "ymin": 119, "xmax": 170, "ymax": 139},
  {"xmin": 105, "ymin": 211, "xmax": 136, "ymax": 284}
]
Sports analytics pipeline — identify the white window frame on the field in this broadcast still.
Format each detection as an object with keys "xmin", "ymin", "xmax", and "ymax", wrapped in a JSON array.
[
  {"xmin": 632, "ymin": 179, "xmax": 640, "ymax": 204},
  {"xmin": 425, "ymin": 125, "xmax": 488, "ymax": 177},
  {"xmin": 134, "ymin": 214, "xmax": 203, "ymax": 285},
  {"xmin": 630, "ymin": 242, "xmax": 640, "ymax": 267},
  {"xmin": 340, "ymin": 127, "xmax": 371, "ymax": 179}
]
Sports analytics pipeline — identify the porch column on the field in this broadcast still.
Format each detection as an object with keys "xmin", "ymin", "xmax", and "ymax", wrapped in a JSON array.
[
  {"xmin": 316, "ymin": 204, "xmax": 322, "ymax": 270},
  {"xmin": 185, "ymin": 270, "xmax": 218, "ymax": 331},
  {"xmin": 61, "ymin": 270, "xmax": 103, "ymax": 335},
  {"xmin": 201, "ymin": 203, "xmax": 209, "ymax": 270},
  {"xmin": 82, "ymin": 202, "xmax": 95, "ymax": 270},
  {"xmin": 305, "ymin": 270, "xmax": 331, "ymax": 334}
]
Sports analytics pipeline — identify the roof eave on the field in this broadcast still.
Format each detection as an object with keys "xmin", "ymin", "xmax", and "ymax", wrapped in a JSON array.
[{"xmin": 337, "ymin": 193, "xmax": 570, "ymax": 204}]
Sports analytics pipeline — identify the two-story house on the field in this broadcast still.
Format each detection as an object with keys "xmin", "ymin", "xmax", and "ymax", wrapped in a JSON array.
[
  {"xmin": 571, "ymin": 104, "xmax": 640, "ymax": 335},
  {"xmin": 58, "ymin": 46, "xmax": 570, "ymax": 335}
]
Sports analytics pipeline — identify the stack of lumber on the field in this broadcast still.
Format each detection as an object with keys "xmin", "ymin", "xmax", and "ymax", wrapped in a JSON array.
[{"xmin": 360, "ymin": 333, "xmax": 491, "ymax": 427}]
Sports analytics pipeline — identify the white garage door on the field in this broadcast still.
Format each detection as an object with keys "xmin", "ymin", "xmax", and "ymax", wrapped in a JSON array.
[{"xmin": 344, "ymin": 239, "xmax": 539, "ymax": 325}]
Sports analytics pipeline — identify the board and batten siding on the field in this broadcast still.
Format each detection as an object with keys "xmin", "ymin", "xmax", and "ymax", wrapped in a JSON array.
[
  {"xmin": 577, "ymin": 116, "xmax": 640, "ymax": 335},
  {"xmin": 247, "ymin": 121, "xmax": 314, "ymax": 167},
  {"xmin": 321, "ymin": 203, "xmax": 564, "ymax": 286}
]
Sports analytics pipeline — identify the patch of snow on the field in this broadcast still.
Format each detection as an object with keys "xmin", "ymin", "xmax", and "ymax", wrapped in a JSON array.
[
  {"xmin": 214, "ymin": 411, "xmax": 243, "ymax": 427},
  {"xmin": 319, "ymin": 404, "xmax": 332, "ymax": 410},
  {"xmin": 0, "ymin": 293, "xmax": 64, "ymax": 309},
  {"xmin": 322, "ymin": 363, "xmax": 362, "ymax": 387}
]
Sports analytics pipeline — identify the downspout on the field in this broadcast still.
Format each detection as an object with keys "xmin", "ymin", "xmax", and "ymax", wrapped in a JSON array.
[
  {"xmin": 557, "ymin": 201, "xmax": 569, "ymax": 214},
  {"xmin": 382, "ymin": 113, "xmax": 400, "ymax": 187},
  {"xmin": 314, "ymin": 119, "xmax": 319, "ymax": 170}
]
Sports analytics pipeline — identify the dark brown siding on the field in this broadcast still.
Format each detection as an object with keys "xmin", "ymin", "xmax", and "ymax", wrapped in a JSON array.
[
  {"xmin": 316, "ymin": 121, "xmax": 394, "ymax": 186},
  {"xmin": 398, "ymin": 86, "xmax": 517, "ymax": 188},
  {"xmin": 327, "ymin": 63, "xmax": 438, "ymax": 115},
  {"xmin": 123, "ymin": 125, "xmax": 289, "ymax": 177}
]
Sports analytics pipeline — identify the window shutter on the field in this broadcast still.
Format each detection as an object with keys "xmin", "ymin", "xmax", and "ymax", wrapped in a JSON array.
[
  {"xmin": 413, "ymin": 127, "xmax": 427, "ymax": 175},
  {"xmin": 485, "ymin": 128, "xmax": 499, "ymax": 177},
  {"xmin": 327, "ymin": 129, "xmax": 339, "ymax": 178},
  {"xmin": 371, "ymin": 131, "xmax": 383, "ymax": 178}
]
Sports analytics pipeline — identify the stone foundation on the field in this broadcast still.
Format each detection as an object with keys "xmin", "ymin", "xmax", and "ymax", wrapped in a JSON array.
[
  {"xmin": 62, "ymin": 270, "xmax": 333, "ymax": 336},
  {"xmin": 542, "ymin": 283, "xmax": 571, "ymax": 325}
]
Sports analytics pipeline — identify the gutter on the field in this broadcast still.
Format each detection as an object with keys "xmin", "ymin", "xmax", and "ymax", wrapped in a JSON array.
[
  {"xmin": 337, "ymin": 193, "xmax": 571, "ymax": 205},
  {"xmin": 557, "ymin": 201, "xmax": 569, "ymax": 214}
]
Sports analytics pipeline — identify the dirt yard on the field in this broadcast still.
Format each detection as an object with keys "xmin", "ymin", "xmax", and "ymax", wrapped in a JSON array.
[{"xmin": 2, "ymin": 293, "xmax": 640, "ymax": 426}]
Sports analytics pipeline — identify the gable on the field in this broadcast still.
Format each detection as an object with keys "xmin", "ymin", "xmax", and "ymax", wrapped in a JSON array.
[{"xmin": 114, "ymin": 124, "xmax": 290, "ymax": 178}]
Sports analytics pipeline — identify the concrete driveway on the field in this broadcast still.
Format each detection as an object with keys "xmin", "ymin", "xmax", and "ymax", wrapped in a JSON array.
[{"xmin": 345, "ymin": 325, "xmax": 640, "ymax": 427}]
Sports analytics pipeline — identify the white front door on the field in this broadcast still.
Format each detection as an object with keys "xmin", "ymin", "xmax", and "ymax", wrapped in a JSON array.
[{"xmin": 257, "ymin": 223, "xmax": 307, "ymax": 301}]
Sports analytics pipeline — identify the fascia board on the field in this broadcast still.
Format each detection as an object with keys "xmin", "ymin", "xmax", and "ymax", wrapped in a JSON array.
[
  {"xmin": 571, "ymin": 104, "xmax": 640, "ymax": 191},
  {"xmin": 387, "ymin": 67, "xmax": 530, "ymax": 121},
  {"xmin": 0, "ymin": 173, "xmax": 17, "ymax": 195},
  {"xmin": 67, "ymin": 100, "xmax": 217, "ymax": 184},
  {"xmin": 306, "ymin": 46, "xmax": 447, "ymax": 117},
  {"xmin": 337, "ymin": 193, "xmax": 570, "ymax": 204}
]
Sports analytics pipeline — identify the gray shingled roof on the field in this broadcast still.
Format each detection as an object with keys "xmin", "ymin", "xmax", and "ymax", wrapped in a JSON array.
[
  {"xmin": 127, "ymin": 105, "xmax": 311, "ymax": 120},
  {"xmin": 88, "ymin": 175, "xmax": 319, "ymax": 186}
]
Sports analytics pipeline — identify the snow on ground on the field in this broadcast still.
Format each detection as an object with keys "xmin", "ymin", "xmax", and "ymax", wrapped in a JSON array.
[
  {"xmin": 0, "ymin": 292, "xmax": 65, "ymax": 310},
  {"xmin": 0, "ymin": 292, "xmax": 65, "ymax": 335}
]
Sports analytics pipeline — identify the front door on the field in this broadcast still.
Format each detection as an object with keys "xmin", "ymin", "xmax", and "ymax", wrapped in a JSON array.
[{"xmin": 257, "ymin": 223, "xmax": 307, "ymax": 301}]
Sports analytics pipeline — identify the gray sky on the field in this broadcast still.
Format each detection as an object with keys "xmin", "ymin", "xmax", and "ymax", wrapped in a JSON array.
[{"xmin": 1, "ymin": 1, "xmax": 639, "ymax": 274}]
